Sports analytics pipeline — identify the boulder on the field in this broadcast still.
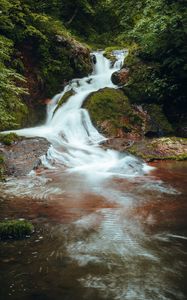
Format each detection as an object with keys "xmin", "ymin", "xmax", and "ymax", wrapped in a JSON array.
[
  {"xmin": 111, "ymin": 68, "xmax": 129, "ymax": 86},
  {"xmin": 127, "ymin": 137, "xmax": 187, "ymax": 161},
  {"xmin": 143, "ymin": 104, "xmax": 174, "ymax": 137},
  {"xmin": 84, "ymin": 87, "xmax": 145, "ymax": 138},
  {"xmin": 0, "ymin": 137, "xmax": 50, "ymax": 177}
]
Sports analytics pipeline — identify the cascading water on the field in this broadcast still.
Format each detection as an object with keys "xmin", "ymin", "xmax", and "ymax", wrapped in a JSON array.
[
  {"xmin": 6, "ymin": 50, "xmax": 151, "ymax": 178},
  {"xmin": 1, "ymin": 52, "xmax": 186, "ymax": 300}
]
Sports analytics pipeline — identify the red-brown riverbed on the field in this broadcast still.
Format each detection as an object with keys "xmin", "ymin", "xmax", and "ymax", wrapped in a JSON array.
[{"xmin": 0, "ymin": 161, "xmax": 187, "ymax": 300}]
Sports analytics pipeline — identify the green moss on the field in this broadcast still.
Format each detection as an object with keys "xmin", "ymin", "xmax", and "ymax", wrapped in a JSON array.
[
  {"xmin": 0, "ymin": 133, "xmax": 21, "ymax": 146},
  {"xmin": 0, "ymin": 220, "xmax": 34, "ymax": 240},
  {"xmin": 53, "ymin": 90, "xmax": 75, "ymax": 115},
  {"xmin": 144, "ymin": 104, "xmax": 174, "ymax": 135},
  {"xmin": 84, "ymin": 87, "xmax": 143, "ymax": 136}
]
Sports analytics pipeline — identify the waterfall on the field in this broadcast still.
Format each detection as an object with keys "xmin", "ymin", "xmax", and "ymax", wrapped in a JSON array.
[{"xmin": 5, "ymin": 51, "xmax": 152, "ymax": 177}]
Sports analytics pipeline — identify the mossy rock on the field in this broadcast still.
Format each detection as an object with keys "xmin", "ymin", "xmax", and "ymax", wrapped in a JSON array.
[
  {"xmin": 53, "ymin": 90, "xmax": 75, "ymax": 115},
  {"xmin": 84, "ymin": 88, "xmax": 143, "ymax": 137},
  {"xmin": 0, "ymin": 154, "xmax": 5, "ymax": 181},
  {"xmin": 144, "ymin": 104, "xmax": 174, "ymax": 136},
  {"xmin": 104, "ymin": 46, "xmax": 127, "ymax": 65},
  {"xmin": 128, "ymin": 137, "xmax": 187, "ymax": 161},
  {"xmin": 104, "ymin": 47, "xmax": 117, "ymax": 64},
  {"xmin": 0, "ymin": 219, "xmax": 34, "ymax": 240},
  {"xmin": 0, "ymin": 133, "xmax": 21, "ymax": 146}
]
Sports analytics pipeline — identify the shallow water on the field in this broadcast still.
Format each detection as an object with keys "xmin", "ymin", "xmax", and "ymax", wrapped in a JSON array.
[{"xmin": 0, "ymin": 160, "xmax": 187, "ymax": 300}]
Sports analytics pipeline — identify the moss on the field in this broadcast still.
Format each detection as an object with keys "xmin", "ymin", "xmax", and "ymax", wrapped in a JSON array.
[
  {"xmin": 84, "ymin": 87, "xmax": 143, "ymax": 137},
  {"xmin": 53, "ymin": 90, "xmax": 75, "ymax": 115},
  {"xmin": 104, "ymin": 46, "xmax": 127, "ymax": 64},
  {"xmin": 128, "ymin": 137, "xmax": 187, "ymax": 161},
  {"xmin": 0, "ymin": 219, "xmax": 34, "ymax": 240},
  {"xmin": 144, "ymin": 104, "xmax": 174, "ymax": 135},
  {"xmin": 0, "ymin": 133, "xmax": 21, "ymax": 146},
  {"xmin": 0, "ymin": 154, "xmax": 5, "ymax": 181}
]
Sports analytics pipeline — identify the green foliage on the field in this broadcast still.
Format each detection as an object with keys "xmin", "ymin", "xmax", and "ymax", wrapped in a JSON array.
[
  {"xmin": 0, "ymin": 0, "xmax": 94, "ymax": 130},
  {"xmin": 0, "ymin": 34, "xmax": 28, "ymax": 131},
  {"xmin": 0, "ymin": 0, "xmax": 186, "ymax": 133},
  {"xmin": 108, "ymin": 0, "xmax": 186, "ymax": 125},
  {"xmin": 0, "ymin": 133, "xmax": 20, "ymax": 145},
  {"xmin": 0, "ymin": 219, "xmax": 34, "ymax": 240}
]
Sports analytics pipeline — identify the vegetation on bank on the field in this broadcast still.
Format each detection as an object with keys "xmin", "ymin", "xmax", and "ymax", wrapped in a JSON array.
[
  {"xmin": 0, "ymin": 0, "xmax": 186, "ymax": 137},
  {"xmin": 0, "ymin": 0, "xmax": 93, "ymax": 131},
  {"xmin": 110, "ymin": 0, "xmax": 187, "ymax": 132},
  {"xmin": 0, "ymin": 219, "xmax": 34, "ymax": 240}
]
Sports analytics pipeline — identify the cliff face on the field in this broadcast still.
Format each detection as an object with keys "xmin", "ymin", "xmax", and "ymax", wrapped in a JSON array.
[
  {"xmin": 0, "ymin": 0, "xmax": 93, "ymax": 131},
  {"xmin": 19, "ymin": 36, "xmax": 92, "ymax": 127}
]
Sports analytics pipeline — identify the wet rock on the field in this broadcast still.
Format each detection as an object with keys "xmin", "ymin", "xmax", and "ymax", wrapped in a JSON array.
[
  {"xmin": 84, "ymin": 88, "xmax": 145, "ymax": 139},
  {"xmin": 111, "ymin": 68, "xmax": 129, "ymax": 86},
  {"xmin": 91, "ymin": 54, "xmax": 97, "ymax": 64},
  {"xmin": 55, "ymin": 35, "xmax": 67, "ymax": 44},
  {"xmin": 102, "ymin": 138, "xmax": 135, "ymax": 152},
  {"xmin": 0, "ymin": 137, "xmax": 50, "ymax": 176}
]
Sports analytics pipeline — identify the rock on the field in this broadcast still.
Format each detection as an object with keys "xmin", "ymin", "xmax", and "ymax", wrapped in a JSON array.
[
  {"xmin": 127, "ymin": 137, "xmax": 187, "ymax": 161},
  {"xmin": 84, "ymin": 87, "xmax": 145, "ymax": 138},
  {"xmin": 55, "ymin": 35, "xmax": 67, "ymax": 44},
  {"xmin": 102, "ymin": 138, "xmax": 135, "ymax": 152},
  {"xmin": 0, "ymin": 137, "xmax": 50, "ymax": 176},
  {"xmin": 53, "ymin": 90, "xmax": 75, "ymax": 115},
  {"xmin": 91, "ymin": 54, "xmax": 97, "ymax": 64},
  {"xmin": 143, "ymin": 104, "xmax": 174, "ymax": 137},
  {"xmin": 111, "ymin": 68, "xmax": 129, "ymax": 86}
]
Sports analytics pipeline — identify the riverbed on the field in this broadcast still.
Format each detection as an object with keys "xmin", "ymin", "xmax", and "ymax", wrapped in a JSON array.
[{"xmin": 0, "ymin": 160, "xmax": 187, "ymax": 300}]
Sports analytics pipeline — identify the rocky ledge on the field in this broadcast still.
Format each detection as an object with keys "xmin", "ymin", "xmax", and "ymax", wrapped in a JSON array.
[
  {"xmin": 0, "ymin": 136, "xmax": 50, "ymax": 177},
  {"xmin": 104, "ymin": 137, "xmax": 187, "ymax": 162}
]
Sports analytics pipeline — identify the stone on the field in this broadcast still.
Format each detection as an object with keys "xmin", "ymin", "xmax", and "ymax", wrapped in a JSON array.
[
  {"xmin": 111, "ymin": 68, "xmax": 129, "ymax": 86},
  {"xmin": 0, "ymin": 137, "xmax": 50, "ymax": 176}
]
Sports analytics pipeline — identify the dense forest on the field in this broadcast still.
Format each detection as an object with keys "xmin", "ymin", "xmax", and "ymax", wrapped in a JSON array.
[{"xmin": 0, "ymin": 0, "xmax": 186, "ymax": 134}]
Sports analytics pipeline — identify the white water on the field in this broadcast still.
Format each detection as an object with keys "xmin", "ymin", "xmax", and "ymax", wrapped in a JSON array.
[{"xmin": 6, "ymin": 51, "xmax": 152, "ymax": 178}]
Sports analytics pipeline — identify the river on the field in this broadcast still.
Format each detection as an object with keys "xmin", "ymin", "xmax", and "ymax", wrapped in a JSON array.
[{"xmin": 0, "ymin": 52, "xmax": 187, "ymax": 300}]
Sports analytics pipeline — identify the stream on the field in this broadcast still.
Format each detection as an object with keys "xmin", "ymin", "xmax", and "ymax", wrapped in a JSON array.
[{"xmin": 0, "ymin": 52, "xmax": 187, "ymax": 300}]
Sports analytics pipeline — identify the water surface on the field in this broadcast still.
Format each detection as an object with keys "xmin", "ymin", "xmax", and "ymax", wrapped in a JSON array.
[{"xmin": 0, "ymin": 161, "xmax": 187, "ymax": 300}]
